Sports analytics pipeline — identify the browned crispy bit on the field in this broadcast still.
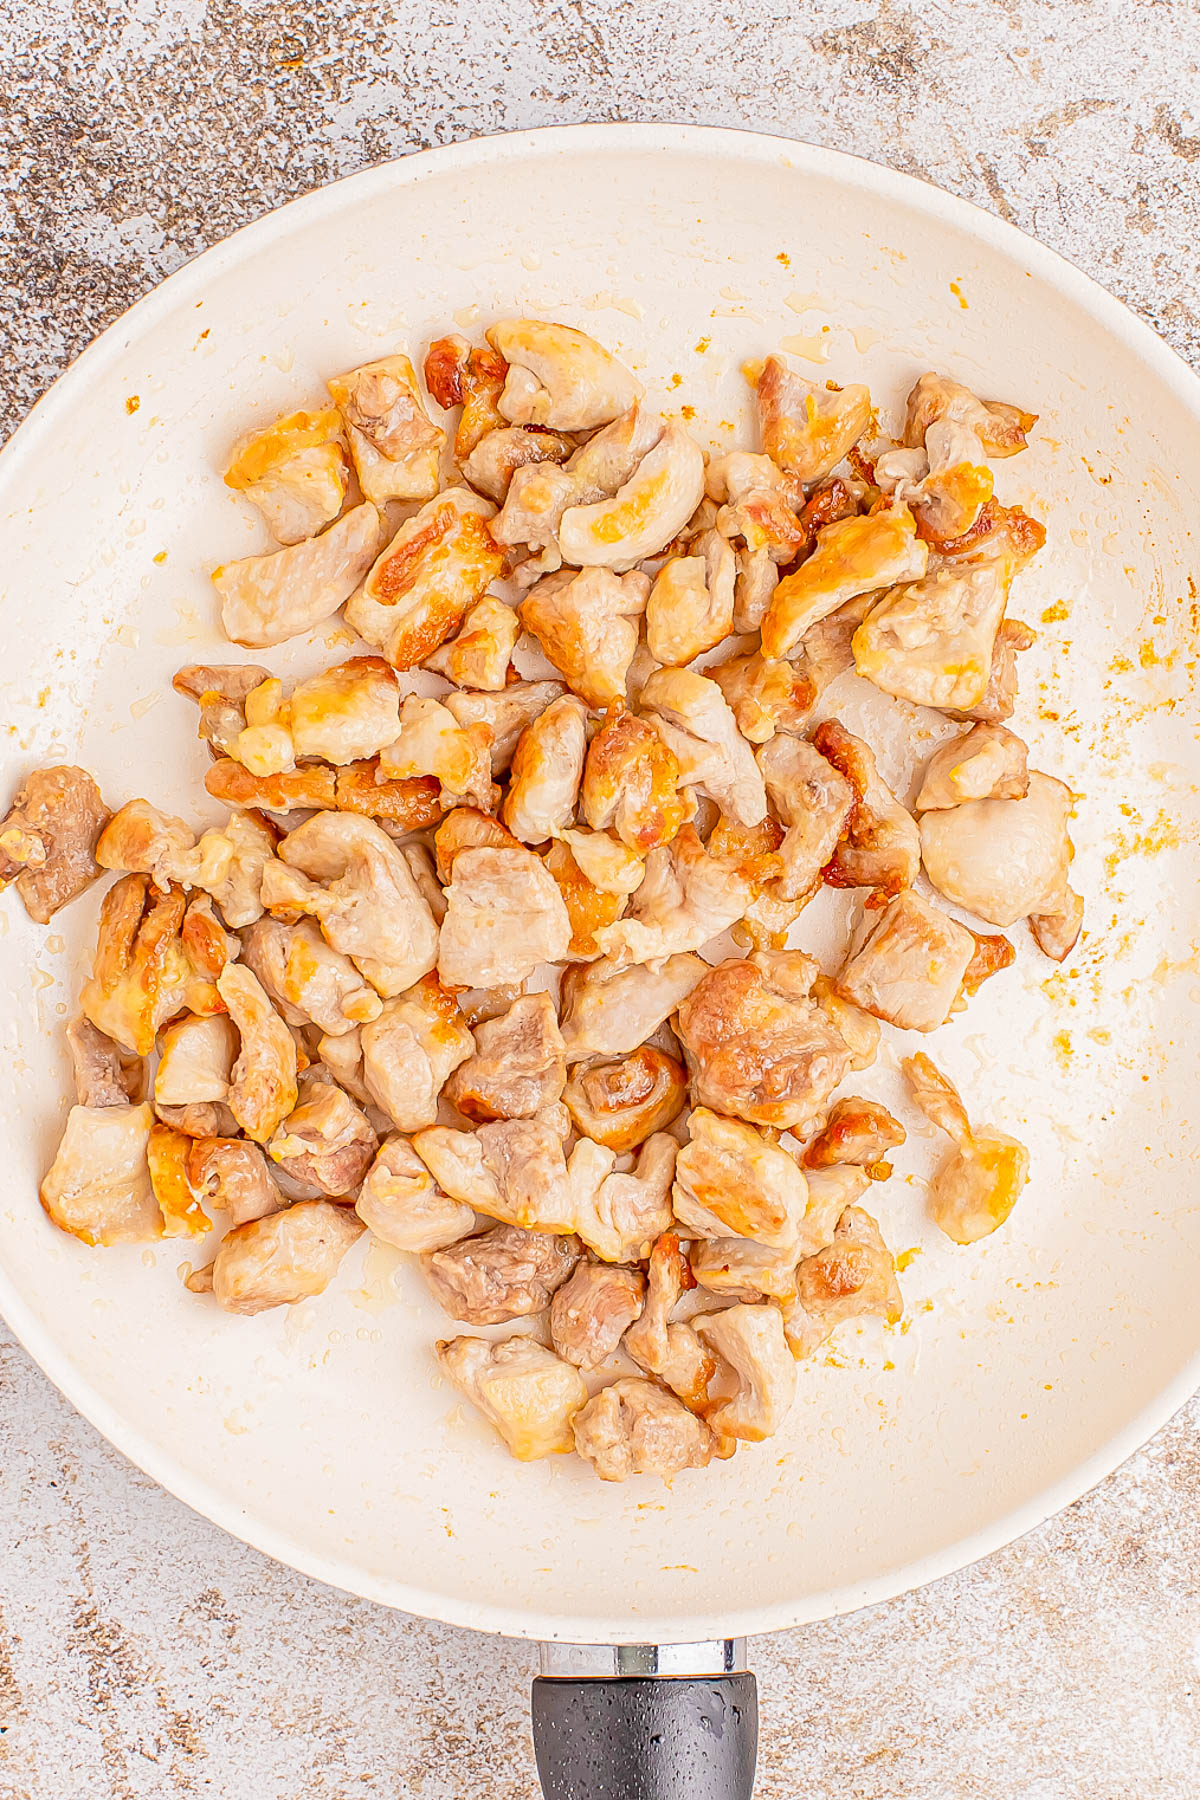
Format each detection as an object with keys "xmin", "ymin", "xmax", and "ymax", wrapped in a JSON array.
[
  {"xmin": 804, "ymin": 1096, "xmax": 907, "ymax": 1171},
  {"xmin": 423, "ymin": 334, "xmax": 509, "ymax": 459},
  {"xmin": 434, "ymin": 805, "xmax": 521, "ymax": 885},
  {"xmin": 80, "ymin": 874, "xmax": 190, "ymax": 1057},
  {"xmin": 707, "ymin": 814, "xmax": 784, "ymax": 891},
  {"xmin": 205, "ymin": 759, "xmax": 337, "ymax": 812},
  {"xmin": 796, "ymin": 475, "xmax": 860, "ymax": 545},
  {"xmin": 935, "ymin": 499, "xmax": 1046, "ymax": 568},
  {"xmin": 959, "ymin": 930, "xmax": 1017, "ymax": 998},
  {"xmin": 333, "ymin": 760, "xmax": 444, "ymax": 831},
  {"xmin": 0, "ymin": 765, "xmax": 110, "ymax": 923},
  {"xmin": 812, "ymin": 719, "xmax": 920, "ymax": 903},
  {"xmin": 543, "ymin": 839, "xmax": 625, "ymax": 960}
]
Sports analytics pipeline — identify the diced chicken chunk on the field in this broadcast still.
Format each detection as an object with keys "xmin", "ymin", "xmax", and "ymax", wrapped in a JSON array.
[
  {"xmin": 903, "ymin": 1051, "xmax": 1030, "ymax": 1244},
  {"xmin": 558, "ymin": 952, "xmax": 708, "ymax": 1062},
  {"xmin": 812, "ymin": 719, "xmax": 921, "ymax": 901},
  {"xmin": 154, "ymin": 1014, "xmax": 239, "ymax": 1106},
  {"xmin": 80, "ymin": 876, "xmax": 193, "ymax": 1057},
  {"xmin": 834, "ymin": 890, "xmax": 976, "ymax": 1033},
  {"xmin": 460, "ymin": 424, "xmax": 572, "ymax": 503},
  {"xmin": 223, "ymin": 406, "xmax": 347, "ymax": 543},
  {"xmin": 568, "ymin": 1132, "xmax": 678, "ymax": 1264},
  {"xmin": 550, "ymin": 1263, "xmax": 646, "ymax": 1369},
  {"xmin": 360, "ymin": 974, "xmax": 475, "ymax": 1132},
  {"xmin": 487, "ymin": 319, "xmax": 642, "ymax": 432},
  {"xmin": 672, "ymin": 1108, "xmax": 808, "ymax": 1248},
  {"xmin": 852, "ymin": 563, "xmax": 1010, "ymax": 711},
  {"xmin": 436, "ymin": 1333, "xmax": 587, "ymax": 1460},
  {"xmin": 413, "ymin": 1115, "xmax": 571, "ymax": 1233},
  {"xmin": 558, "ymin": 421, "xmax": 706, "ymax": 572},
  {"xmin": 438, "ymin": 846, "xmax": 570, "ymax": 988},
  {"xmin": 595, "ymin": 825, "xmax": 751, "ymax": 965},
  {"xmin": 710, "ymin": 647, "xmax": 815, "ymax": 745},
  {"xmin": 0, "ymin": 765, "xmax": 109, "ymax": 924},
  {"xmin": 426, "ymin": 1223, "xmax": 580, "ymax": 1325},
  {"xmin": 424, "ymin": 334, "xmax": 508, "ymax": 458},
  {"xmin": 689, "ymin": 1235, "xmax": 800, "ymax": 1303},
  {"xmin": 542, "ymin": 839, "xmax": 626, "ymax": 960},
  {"xmin": 761, "ymin": 506, "xmax": 928, "ymax": 659},
  {"xmin": 267, "ymin": 1081, "xmax": 378, "ymax": 1197},
  {"xmin": 355, "ymin": 1135, "xmax": 475, "ymax": 1251},
  {"xmin": 706, "ymin": 450, "xmax": 806, "ymax": 563},
  {"xmin": 214, "ymin": 502, "xmax": 383, "ymax": 647},
  {"xmin": 519, "ymin": 568, "xmax": 649, "ymax": 708},
  {"xmin": 756, "ymin": 735, "xmax": 854, "ymax": 903},
  {"xmin": 444, "ymin": 991, "xmax": 565, "ymax": 1122},
  {"xmin": 173, "ymin": 663, "xmax": 270, "ymax": 756},
  {"xmin": 345, "ymin": 488, "xmax": 503, "ymax": 670},
  {"xmin": 946, "ymin": 617, "xmax": 1036, "ymax": 725},
  {"xmin": 915, "ymin": 724, "xmax": 1030, "ymax": 810},
  {"xmin": 425, "ymin": 595, "xmax": 519, "ymax": 691},
  {"xmin": 241, "ymin": 916, "xmax": 383, "ymax": 1037},
  {"xmin": 581, "ymin": 705, "xmax": 690, "ymax": 851},
  {"xmin": 904, "ymin": 372, "xmax": 1036, "ymax": 459},
  {"xmin": 573, "ymin": 1379, "xmax": 714, "ymax": 1481},
  {"xmin": 646, "ymin": 531, "xmax": 737, "ymax": 667},
  {"xmin": 694, "ymin": 1303, "xmax": 796, "ymax": 1441},
  {"xmin": 919, "ymin": 770, "xmax": 1079, "ymax": 931},
  {"xmin": 217, "ymin": 962, "xmax": 299, "ymax": 1144},
  {"xmin": 286, "ymin": 656, "xmax": 402, "ymax": 764},
  {"xmin": 804, "ymin": 1097, "xmax": 906, "ymax": 1170},
  {"xmin": 328, "ymin": 351, "xmax": 444, "ymax": 503},
  {"xmin": 640, "ymin": 667, "xmax": 767, "ymax": 827},
  {"xmin": 379, "ymin": 694, "xmax": 493, "ymax": 809},
  {"xmin": 211, "ymin": 1200, "xmax": 364, "ymax": 1314},
  {"xmin": 503, "ymin": 695, "xmax": 588, "ymax": 844},
  {"xmin": 756, "ymin": 355, "xmax": 872, "ymax": 486},
  {"xmin": 783, "ymin": 1206, "xmax": 902, "ymax": 1356},
  {"xmin": 562, "ymin": 1045, "xmax": 687, "ymax": 1152},
  {"xmin": 40, "ymin": 1103, "xmax": 159, "ymax": 1245},
  {"xmin": 443, "ymin": 681, "xmax": 565, "ymax": 775},
  {"xmin": 188, "ymin": 1137, "xmax": 283, "ymax": 1226},
  {"xmin": 66, "ymin": 1015, "xmax": 144, "ymax": 1108}
]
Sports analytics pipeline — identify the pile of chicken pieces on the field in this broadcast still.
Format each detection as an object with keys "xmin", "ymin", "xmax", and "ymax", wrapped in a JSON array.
[{"xmin": 8, "ymin": 319, "xmax": 1079, "ymax": 1484}]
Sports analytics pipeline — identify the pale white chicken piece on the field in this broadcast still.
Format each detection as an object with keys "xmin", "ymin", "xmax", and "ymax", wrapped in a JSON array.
[
  {"xmin": 550, "ymin": 1263, "xmax": 646, "ymax": 1369},
  {"xmin": 487, "ymin": 460, "xmax": 576, "ymax": 564},
  {"xmin": 519, "ymin": 568, "xmax": 649, "ymax": 708},
  {"xmin": 424, "ymin": 595, "xmax": 519, "ymax": 691},
  {"xmin": 328, "ymin": 351, "xmax": 444, "ymax": 504},
  {"xmin": 947, "ymin": 616, "xmax": 1036, "ymax": 726},
  {"xmin": 852, "ymin": 563, "xmax": 1010, "ymax": 711},
  {"xmin": 580, "ymin": 705, "xmax": 691, "ymax": 851},
  {"xmin": 443, "ymin": 680, "xmax": 566, "ymax": 775},
  {"xmin": 360, "ymin": 974, "xmax": 475, "ymax": 1132},
  {"xmin": 558, "ymin": 422, "xmax": 706, "ymax": 572},
  {"xmin": 690, "ymin": 1234, "xmax": 801, "ymax": 1304},
  {"xmin": 188, "ymin": 1136, "xmax": 283, "ymax": 1227},
  {"xmin": 345, "ymin": 487, "xmax": 504, "ymax": 671},
  {"xmin": 211, "ymin": 1200, "xmax": 364, "ymax": 1315},
  {"xmin": 380, "ymin": 693, "xmax": 492, "ymax": 807},
  {"xmin": 437, "ymin": 846, "xmax": 571, "ymax": 988},
  {"xmin": 756, "ymin": 735, "xmax": 854, "ymax": 902},
  {"xmin": 756, "ymin": 355, "xmax": 872, "ymax": 487},
  {"xmin": 782, "ymin": 1206, "xmax": 903, "ymax": 1356},
  {"xmin": 413, "ymin": 1115, "xmax": 571, "ymax": 1232},
  {"xmin": 706, "ymin": 450, "xmax": 806, "ymax": 564},
  {"xmin": 573, "ymin": 1379, "xmax": 714, "ymax": 1481},
  {"xmin": 241, "ymin": 916, "xmax": 383, "ymax": 1037},
  {"xmin": 288, "ymin": 656, "xmax": 402, "ymax": 764},
  {"xmin": 569, "ymin": 1132, "xmax": 678, "ymax": 1264},
  {"xmin": 488, "ymin": 319, "xmax": 642, "ymax": 432},
  {"xmin": 557, "ymin": 829, "xmax": 645, "ymax": 896},
  {"xmin": 562, "ymin": 1044, "xmax": 687, "ymax": 1152},
  {"xmin": 595, "ymin": 825, "xmax": 752, "ymax": 965},
  {"xmin": 436, "ymin": 1333, "xmax": 587, "ymax": 1461},
  {"xmin": 40, "ymin": 1102, "xmax": 159, "ymax": 1245},
  {"xmin": 503, "ymin": 695, "xmax": 588, "ymax": 844},
  {"xmin": 694, "ymin": 1303, "xmax": 796, "ymax": 1441},
  {"xmin": 214, "ymin": 502, "xmax": 383, "ymax": 647},
  {"xmin": 316, "ymin": 1026, "xmax": 370, "ymax": 1104},
  {"xmin": 834, "ymin": 890, "xmax": 977, "ymax": 1033},
  {"xmin": 918, "ymin": 771, "xmax": 1078, "ymax": 930},
  {"xmin": 154, "ymin": 1014, "xmax": 238, "ymax": 1107},
  {"xmin": 812, "ymin": 719, "xmax": 921, "ymax": 901},
  {"xmin": 216, "ymin": 963, "xmax": 299, "ymax": 1144},
  {"xmin": 672, "ymin": 1108, "xmax": 808, "ymax": 1249},
  {"xmin": 444, "ymin": 991, "xmax": 565, "ymax": 1123},
  {"xmin": 622, "ymin": 1232, "xmax": 708, "ymax": 1397},
  {"xmin": 904, "ymin": 371, "xmax": 1036, "ymax": 459},
  {"xmin": 355, "ymin": 1136, "xmax": 475, "ymax": 1252},
  {"xmin": 761, "ymin": 506, "xmax": 928, "ymax": 659},
  {"xmin": 640, "ymin": 667, "xmax": 767, "ymax": 827},
  {"xmin": 223, "ymin": 406, "xmax": 348, "ymax": 544},
  {"xmin": 903, "ymin": 1051, "xmax": 1030, "ymax": 1245},
  {"xmin": 710, "ymin": 647, "xmax": 815, "ymax": 745},
  {"xmin": 915, "ymin": 723, "xmax": 1030, "ymax": 810},
  {"xmin": 460, "ymin": 424, "xmax": 573, "ymax": 504},
  {"xmin": 811, "ymin": 975, "xmax": 883, "ymax": 1073},
  {"xmin": 66, "ymin": 1015, "xmax": 144, "ymax": 1109},
  {"xmin": 676, "ymin": 953, "xmax": 852, "ymax": 1132},
  {"xmin": 797, "ymin": 1165, "xmax": 872, "ymax": 1256},
  {"xmin": 646, "ymin": 531, "xmax": 737, "ymax": 667},
  {"xmin": 402, "ymin": 842, "xmax": 449, "ymax": 927},
  {"xmin": 427, "ymin": 1223, "xmax": 581, "ymax": 1325},
  {"xmin": 262, "ymin": 812, "xmax": 439, "ymax": 998},
  {"xmin": 558, "ymin": 952, "xmax": 708, "ymax": 1062}
]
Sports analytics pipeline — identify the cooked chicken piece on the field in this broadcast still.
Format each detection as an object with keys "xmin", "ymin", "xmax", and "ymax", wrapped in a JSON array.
[
  {"xmin": 580, "ymin": 705, "xmax": 690, "ymax": 851},
  {"xmin": 834, "ymin": 889, "xmax": 977, "ymax": 1033},
  {"xmin": 314, "ymin": 1025, "xmax": 369, "ymax": 1103},
  {"xmin": 558, "ymin": 421, "xmax": 706, "ymax": 572},
  {"xmin": 425, "ymin": 594, "xmax": 519, "ymax": 690},
  {"xmin": 333, "ymin": 764, "xmax": 446, "ymax": 834},
  {"xmin": 640, "ymin": 667, "xmax": 767, "ymax": 828},
  {"xmin": 1030, "ymin": 889, "xmax": 1084, "ymax": 963},
  {"xmin": 460, "ymin": 424, "xmax": 572, "ymax": 502},
  {"xmin": 557, "ymin": 828, "xmax": 645, "ymax": 896},
  {"xmin": 692, "ymin": 1229, "xmax": 799, "ymax": 1302},
  {"xmin": 851, "ymin": 563, "xmax": 1009, "ymax": 711},
  {"xmin": 443, "ymin": 680, "xmax": 566, "ymax": 775},
  {"xmin": 205, "ymin": 759, "xmax": 337, "ymax": 813},
  {"xmin": 805, "ymin": 1097, "xmax": 906, "ymax": 1171},
  {"xmin": 549, "ymin": 1263, "xmax": 647, "ymax": 1369},
  {"xmin": 188, "ymin": 1136, "xmax": 283, "ymax": 1226},
  {"xmin": 229, "ymin": 677, "xmax": 298, "ymax": 784},
  {"xmin": 904, "ymin": 1050, "xmax": 1030, "ymax": 1244},
  {"xmin": 761, "ymin": 506, "xmax": 928, "ymax": 659},
  {"xmin": 433, "ymin": 806, "xmax": 522, "ymax": 885},
  {"xmin": 210, "ymin": 1200, "xmax": 363, "ymax": 1314},
  {"xmin": 562, "ymin": 1045, "xmax": 687, "ymax": 1152},
  {"xmin": 357, "ymin": 973, "xmax": 475, "ymax": 1131},
  {"xmin": 413, "ymin": 1114, "xmax": 571, "ymax": 1232},
  {"xmin": 488, "ymin": 462, "xmax": 577, "ymax": 565},
  {"xmin": 267, "ymin": 1080, "xmax": 378, "ymax": 1196},
  {"xmin": 623, "ymin": 1232, "xmax": 690, "ymax": 1361},
  {"xmin": 346, "ymin": 487, "xmax": 504, "ymax": 670},
  {"xmin": 919, "ymin": 769, "xmax": 1078, "ymax": 934},
  {"xmin": 97, "ymin": 798, "xmax": 194, "ymax": 885},
  {"xmin": 756, "ymin": 735, "xmax": 855, "ymax": 903},
  {"xmin": 144, "ymin": 1119, "xmax": 211, "ymax": 1238},
  {"xmin": 263, "ymin": 811, "xmax": 439, "ymax": 998},
  {"xmin": 542, "ymin": 839, "xmax": 625, "ymax": 960},
  {"xmin": 173, "ymin": 662, "xmax": 272, "ymax": 759},
  {"xmin": 436, "ymin": 1332, "xmax": 587, "ymax": 1460},
  {"xmin": 573, "ymin": 1378, "xmax": 713, "ymax": 1481},
  {"xmin": 287, "ymin": 656, "xmax": 402, "ymax": 764},
  {"xmin": 876, "ymin": 420, "xmax": 995, "ymax": 544},
  {"xmin": 710, "ymin": 647, "xmax": 815, "ymax": 745},
  {"xmin": 933, "ymin": 498, "xmax": 1046, "ymax": 576},
  {"xmin": 424, "ymin": 334, "xmax": 509, "ymax": 459},
  {"xmin": 66, "ymin": 1015, "xmax": 144, "ymax": 1108},
  {"xmin": 820, "ymin": 969, "xmax": 892, "ymax": 1061},
  {"xmin": 783, "ymin": 1206, "xmax": 902, "ymax": 1357},
  {"xmin": 328, "ymin": 351, "xmax": 444, "ymax": 503},
  {"xmin": 223, "ymin": 406, "xmax": 348, "ymax": 544},
  {"xmin": 215, "ymin": 502, "xmax": 383, "ymax": 647},
  {"xmin": 400, "ymin": 843, "xmax": 448, "ymax": 927},
  {"xmin": 558, "ymin": 952, "xmax": 707, "ymax": 1063},
  {"xmin": 379, "ymin": 694, "xmax": 493, "ymax": 807},
  {"xmin": 354, "ymin": 1135, "xmax": 475, "ymax": 1251},
  {"xmin": 241, "ymin": 916, "xmax": 382, "ymax": 1040},
  {"xmin": 216, "ymin": 962, "xmax": 299, "ymax": 1143},
  {"xmin": 672, "ymin": 1108, "xmax": 808, "ymax": 1248},
  {"xmin": 174, "ymin": 811, "xmax": 278, "ymax": 930},
  {"xmin": 40, "ymin": 1102, "xmax": 159, "ymax": 1245},
  {"xmin": 797, "ymin": 1164, "xmax": 872, "ymax": 1255},
  {"xmin": 791, "ymin": 591, "xmax": 873, "ymax": 695},
  {"xmin": 443, "ymin": 991, "xmax": 564, "ymax": 1123},
  {"xmin": 503, "ymin": 695, "xmax": 588, "ymax": 844},
  {"xmin": 518, "ymin": 568, "xmax": 649, "ymax": 708},
  {"xmin": 704, "ymin": 814, "xmax": 791, "ymax": 944},
  {"xmin": 154, "ymin": 1013, "xmax": 239, "ymax": 1107},
  {"xmin": 959, "ymin": 929, "xmax": 1018, "ymax": 1000},
  {"xmin": 155, "ymin": 1099, "xmax": 240, "ymax": 1140},
  {"xmin": 79, "ymin": 877, "xmax": 188, "ymax": 1057},
  {"xmin": 568, "ymin": 1131, "xmax": 678, "ymax": 1263},
  {"xmin": 595, "ymin": 825, "xmax": 751, "ymax": 965},
  {"xmin": 426, "ymin": 1223, "xmax": 581, "ymax": 1325},
  {"xmin": 756, "ymin": 356, "xmax": 872, "ymax": 487},
  {"xmin": 944, "ymin": 616, "xmax": 1034, "ymax": 725},
  {"xmin": 645, "ymin": 532, "xmax": 736, "ymax": 667},
  {"xmin": 437, "ymin": 845, "xmax": 570, "ymax": 989},
  {"xmin": 732, "ymin": 547, "xmax": 780, "ymax": 633},
  {"xmin": 904, "ymin": 372, "xmax": 1036, "ymax": 459},
  {"xmin": 706, "ymin": 450, "xmax": 806, "ymax": 563},
  {"xmin": 487, "ymin": 319, "xmax": 642, "ymax": 432},
  {"xmin": 694, "ymin": 1303, "xmax": 795, "ymax": 1441},
  {"xmin": 0, "ymin": 766, "xmax": 109, "ymax": 924},
  {"xmin": 915, "ymin": 723, "xmax": 1030, "ymax": 810},
  {"xmin": 676, "ymin": 952, "xmax": 851, "ymax": 1133},
  {"xmin": 812, "ymin": 720, "xmax": 920, "ymax": 901}
]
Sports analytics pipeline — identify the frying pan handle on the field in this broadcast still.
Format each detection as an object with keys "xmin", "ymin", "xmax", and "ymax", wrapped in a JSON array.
[{"xmin": 532, "ymin": 1641, "xmax": 757, "ymax": 1800}]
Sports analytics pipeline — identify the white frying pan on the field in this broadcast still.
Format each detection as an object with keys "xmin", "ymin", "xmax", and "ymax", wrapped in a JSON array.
[{"xmin": 2, "ymin": 126, "xmax": 1198, "ymax": 1797}]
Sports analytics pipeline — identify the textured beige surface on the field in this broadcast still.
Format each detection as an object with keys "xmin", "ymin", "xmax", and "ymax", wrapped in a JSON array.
[{"xmin": 2, "ymin": 3, "xmax": 1200, "ymax": 1795}]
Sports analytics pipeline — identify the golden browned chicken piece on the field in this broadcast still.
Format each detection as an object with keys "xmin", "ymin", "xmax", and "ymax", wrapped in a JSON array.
[
  {"xmin": 623, "ymin": 1233, "xmax": 714, "ymax": 1412},
  {"xmin": 346, "ymin": 487, "xmax": 504, "ymax": 669},
  {"xmin": 672, "ymin": 1107, "xmax": 808, "ymax": 1248},
  {"xmin": 755, "ymin": 735, "xmax": 854, "ymax": 904},
  {"xmin": 425, "ymin": 1223, "xmax": 581, "ymax": 1325},
  {"xmin": 216, "ymin": 962, "xmax": 299, "ymax": 1144},
  {"xmin": 851, "ymin": 562, "xmax": 1011, "ymax": 711},
  {"xmin": 424, "ymin": 334, "xmax": 509, "ymax": 459},
  {"xmin": 562, "ymin": 1045, "xmax": 687, "ymax": 1152},
  {"xmin": 173, "ymin": 662, "xmax": 273, "ymax": 756},
  {"xmin": 328, "ymin": 351, "xmax": 444, "ymax": 503},
  {"xmin": 519, "ymin": 568, "xmax": 649, "ymax": 708},
  {"xmin": 444, "ymin": 991, "xmax": 565, "ymax": 1123},
  {"xmin": 812, "ymin": 719, "xmax": 921, "ymax": 901},
  {"xmin": 645, "ymin": 531, "xmax": 737, "ymax": 667},
  {"xmin": 436, "ymin": 1333, "xmax": 588, "ymax": 1461},
  {"xmin": 756, "ymin": 355, "xmax": 872, "ymax": 487},
  {"xmin": 903, "ymin": 1051, "xmax": 1030, "ymax": 1244},
  {"xmin": 706, "ymin": 450, "xmax": 806, "ymax": 564},
  {"xmin": 210, "ymin": 1200, "xmax": 364, "ymax": 1315},
  {"xmin": 413, "ymin": 1114, "xmax": 572, "ymax": 1233},
  {"xmin": 804, "ymin": 1097, "xmax": 906, "ymax": 1171},
  {"xmin": 433, "ymin": 806, "xmax": 523, "ymax": 885},
  {"xmin": 550, "ymin": 1263, "xmax": 646, "ymax": 1370},
  {"xmin": 379, "ymin": 693, "xmax": 493, "ymax": 809},
  {"xmin": 0, "ymin": 765, "xmax": 110, "ymax": 923},
  {"xmin": 915, "ymin": 723, "xmax": 1030, "ymax": 810},
  {"xmin": 461, "ymin": 424, "xmax": 573, "ymax": 503},
  {"xmin": 360, "ymin": 975, "xmax": 476, "ymax": 1132},
  {"xmin": 205, "ymin": 759, "xmax": 337, "ymax": 813},
  {"xmin": 79, "ymin": 876, "xmax": 191, "ymax": 1057},
  {"xmin": 145, "ymin": 1121, "xmax": 212, "ymax": 1239},
  {"xmin": 581, "ymin": 705, "xmax": 691, "ymax": 851},
  {"xmin": 355, "ymin": 1135, "xmax": 475, "ymax": 1251},
  {"xmin": 487, "ymin": 320, "xmax": 643, "ymax": 432},
  {"xmin": 267, "ymin": 1081, "xmax": 378, "ymax": 1197},
  {"xmin": 834, "ymin": 890, "xmax": 977, "ymax": 1034},
  {"xmin": 572, "ymin": 1379, "xmax": 715, "ymax": 1482},
  {"xmin": 503, "ymin": 695, "xmax": 588, "ymax": 844},
  {"xmin": 438, "ymin": 846, "xmax": 572, "ymax": 988},
  {"xmin": 761, "ymin": 506, "xmax": 927, "ymax": 658},
  {"xmin": 675, "ymin": 952, "xmax": 852, "ymax": 1132},
  {"xmin": 223, "ymin": 406, "xmax": 348, "ymax": 544},
  {"xmin": 40, "ymin": 1102, "xmax": 160, "ymax": 1245},
  {"xmin": 557, "ymin": 421, "xmax": 707, "ymax": 572},
  {"xmin": 425, "ymin": 595, "xmax": 519, "ymax": 690},
  {"xmin": 240, "ymin": 917, "xmax": 379, "ymax": 1042},
  {"xmin": 640, "ymin": 667, "xmax": 767, "ymax": 827},
  {"xmin": 188, "ymin": 1137, "xmax": 283, "ymax": 1227},
  {"xmin": 903, "ymin": 371, "xmax": 1036, "ymax": 459},
  {"xmin": 782, "ymin": 1206, "xmax": 902, "ymax": 1357},
  {"xmin": 288, "ymin": 656, "xmax": 403, "ymax": 765},
  {"xmin": 558, "ymin": 952, "xmax": 708, "ymax": 1063},
  {"xmin": 100, "ymin": 801, "xmax": 278, "ymax": 932},
  {"xmin": 595, "ymin": 825, "xmax": 751, "ymax": 965},
  {"xmin": 214, "ymin": 502, "xmax": 383, "ymax": 647},
  {"xmin": 694, "ymin": 1303, "xmax": 796, "ymax": 1441}
]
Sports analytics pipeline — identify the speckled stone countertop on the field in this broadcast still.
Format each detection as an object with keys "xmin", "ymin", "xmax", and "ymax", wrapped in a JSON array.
[{"xmin": 2, "ymin": 4, "xmax": 1200, "ymax": 1796}]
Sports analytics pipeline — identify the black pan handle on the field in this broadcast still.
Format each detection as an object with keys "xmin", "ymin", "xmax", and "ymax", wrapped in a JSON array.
[{"xmin": 532, "ymin": 1642, "xmax": 757, "ymax": 1800}]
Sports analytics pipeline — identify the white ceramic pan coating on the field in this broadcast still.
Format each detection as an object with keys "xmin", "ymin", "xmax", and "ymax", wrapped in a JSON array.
[{"xmin": 1, "ymin": 125, "xmax": 1198, "ymax": 1647}]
